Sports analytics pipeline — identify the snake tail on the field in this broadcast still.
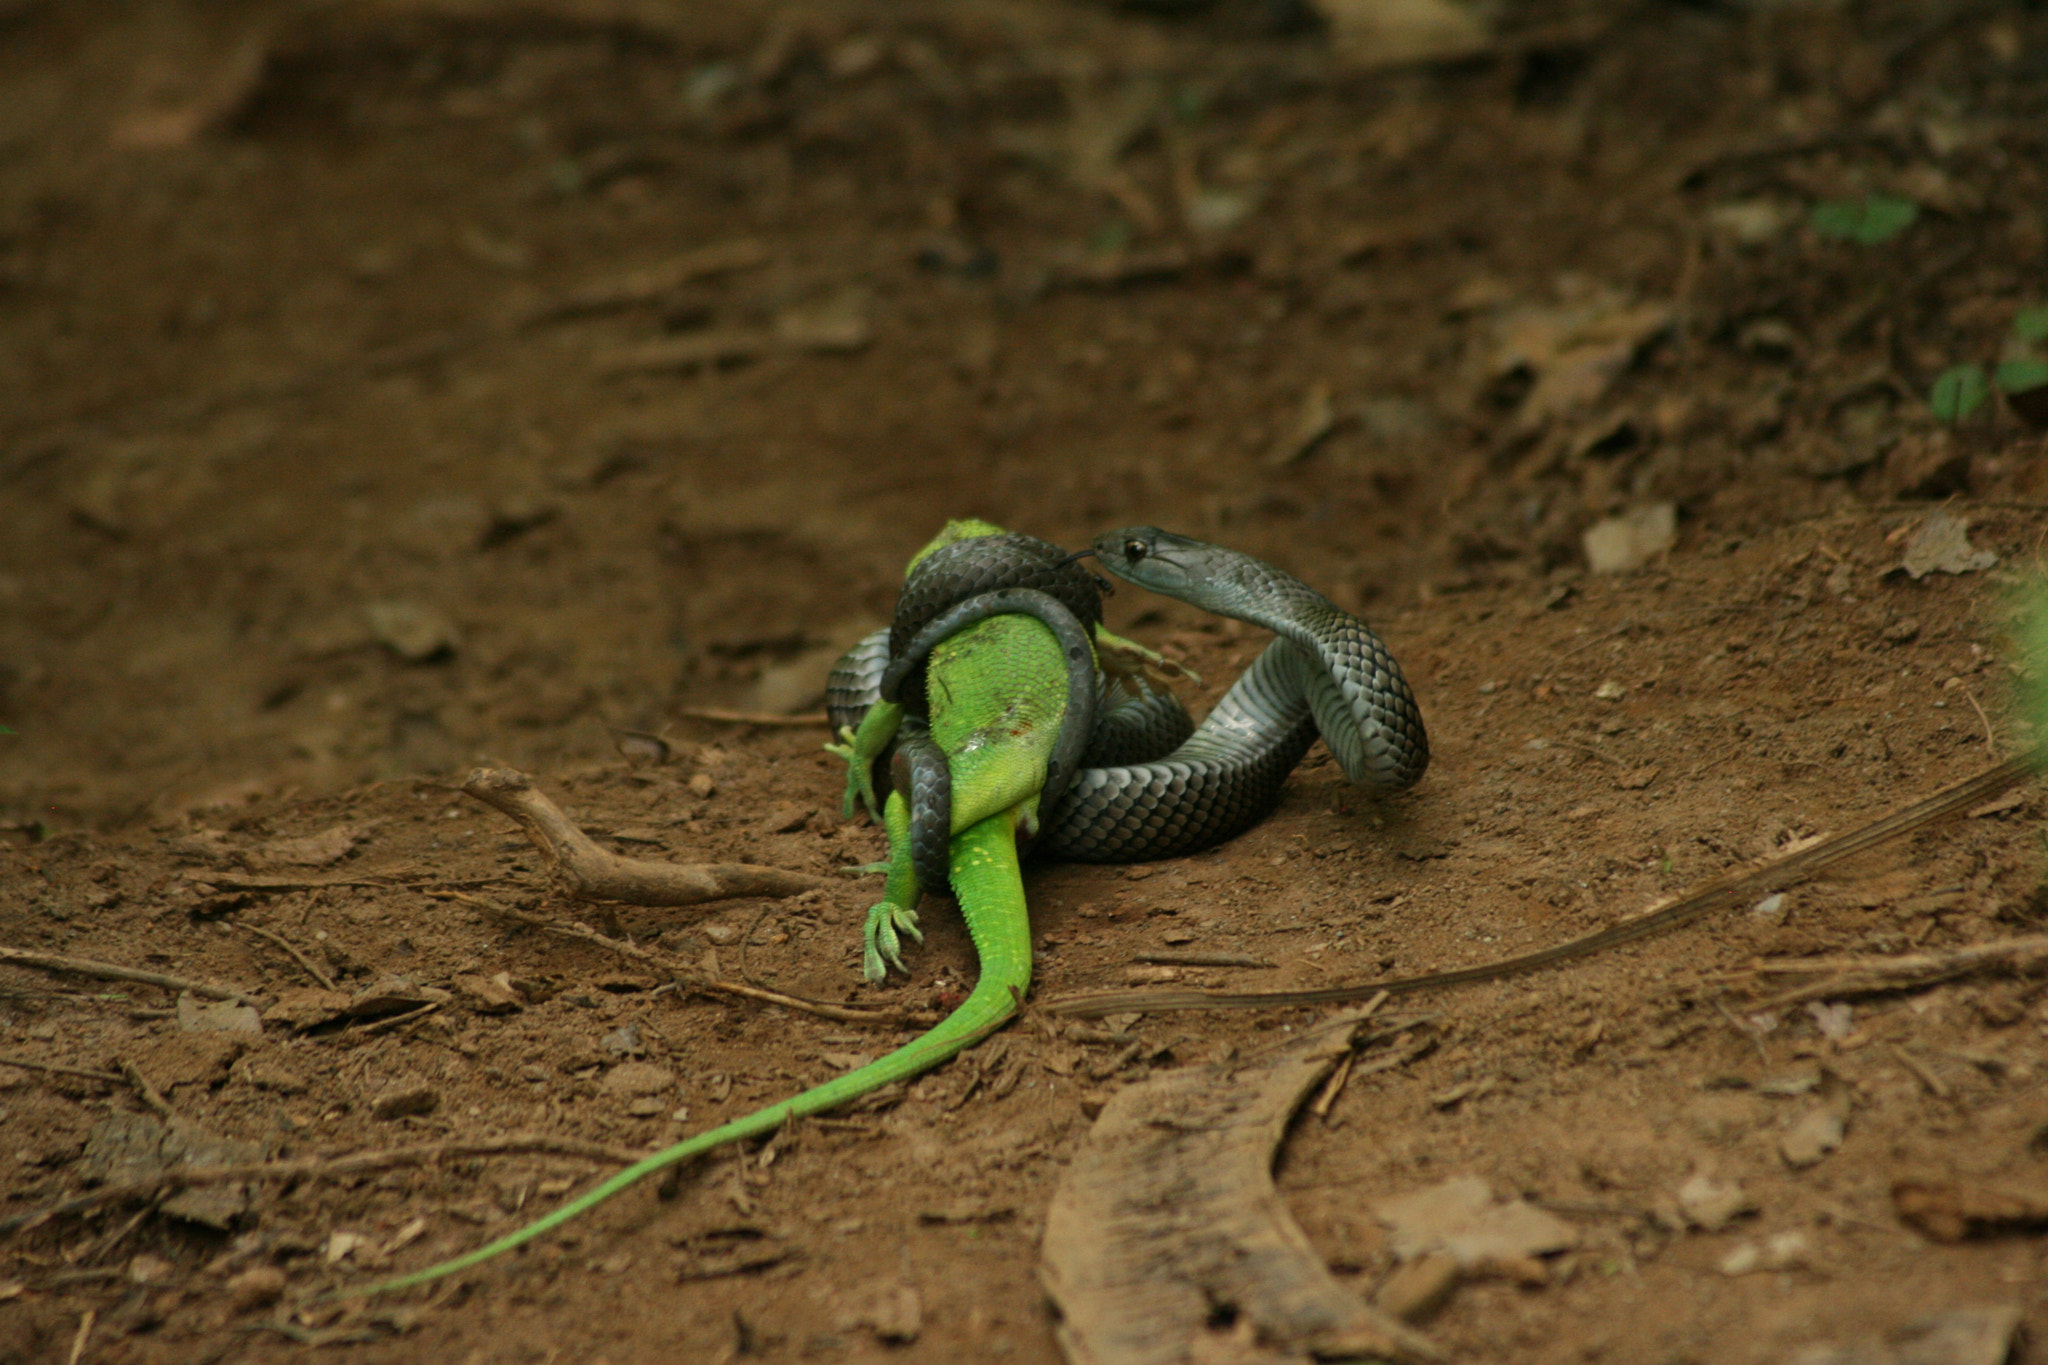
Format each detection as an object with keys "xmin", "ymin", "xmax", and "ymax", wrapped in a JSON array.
[{"xmin": 343, "ymin": 811, "xmax": 1033, "ymax": 1299}]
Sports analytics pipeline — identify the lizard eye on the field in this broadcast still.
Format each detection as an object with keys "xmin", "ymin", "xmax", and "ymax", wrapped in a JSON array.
[{"xmin": 1123, "ymin": 538, "xmax": 1148, "ymax": 561}]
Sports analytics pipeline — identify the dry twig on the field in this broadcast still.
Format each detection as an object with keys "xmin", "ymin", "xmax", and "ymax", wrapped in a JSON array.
[
  {"xmin": 430, "ymin": 890, "xmax": 925, "ymax": 1028},
  {"xmin": 0, "ymin": 1056, "xmax": 124, "ymax": 1085},
  {"xmin": 1049, "ymin": 746, "xmax": 2047, "ymax": 1016},
  {"xmin": 460, "ymin": 767, "xmax": 821, "ymax": 905},
  {"xmin": 1743, "ymin": 934, "xmax": 2048, "ymax": 1009},
  {"xmin": 2, "ymin": 1134, "xmax": 646, "ymax": 1235},
  {"xmin": 0, "ymin": 946, "xmax": 253, "ymax": 1004},
  {"xmin": 231, "ymin": 921, "xmax": 337, "ymax": 991},
  {"xmin": 118, "ymin": 1061, "xmax": 176, "ymax": 1120}
]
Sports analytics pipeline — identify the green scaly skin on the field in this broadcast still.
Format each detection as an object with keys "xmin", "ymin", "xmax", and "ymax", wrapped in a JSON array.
[{"xmin": 342, "ymin": 579, "xmax": 1065, "ymax": 1299}]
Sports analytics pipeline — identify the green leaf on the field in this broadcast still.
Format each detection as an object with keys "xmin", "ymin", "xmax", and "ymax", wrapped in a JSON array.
[
  {"xmin": 1809, "ymin": 194, "xmax": 1919, "ymax": 245},
  {"xmin": 1997, "ymin": 356, "xmax": 2048, "ymax": 394},
  {"xmin": 1929, "ymin": 364, "xmax": 1990, "ymax": 422},
  {"xmin": 2012, "ymin": 306, "xmax": 2048, "ymax": 346}
]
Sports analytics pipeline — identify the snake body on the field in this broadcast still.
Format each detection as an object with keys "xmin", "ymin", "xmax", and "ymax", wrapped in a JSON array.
[{"xmin": 830, "ymin": 525, "xmax": 1427, "ymax": 867}]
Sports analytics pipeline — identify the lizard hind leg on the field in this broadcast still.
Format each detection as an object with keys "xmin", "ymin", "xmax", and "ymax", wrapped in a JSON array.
[
  {"xmin": 861, "ymin": 788, "xmax": 925, "ymax": 982},
  {"xmin": 823, "ymin": 701, "xmax": 903, "ymax": 822}
]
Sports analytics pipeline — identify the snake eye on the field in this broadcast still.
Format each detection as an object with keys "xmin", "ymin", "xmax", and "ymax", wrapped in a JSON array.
[{"xmin": 1124, "ymin": 538, "xmax": 1148, "ymax": 561}]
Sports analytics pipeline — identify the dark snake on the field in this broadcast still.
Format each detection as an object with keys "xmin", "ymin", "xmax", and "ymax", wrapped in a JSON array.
[{"xmin": 827, "ymin": 527, "xmax": 1429, "ymax": 876}]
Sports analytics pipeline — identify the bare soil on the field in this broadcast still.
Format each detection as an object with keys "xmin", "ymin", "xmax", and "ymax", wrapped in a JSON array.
[{"xmin": 5, "ymin": 2, "xmax": 2048, "ymax": 1361}]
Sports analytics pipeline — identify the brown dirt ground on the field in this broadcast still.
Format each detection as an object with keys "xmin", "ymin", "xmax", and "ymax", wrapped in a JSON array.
[{"xmin": 6, "ymin": 1, "xmax": 2048, "ymax": 1361}]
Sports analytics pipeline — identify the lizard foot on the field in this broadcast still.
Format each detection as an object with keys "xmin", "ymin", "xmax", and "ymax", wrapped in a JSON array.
[
  {"xmin": 861, "ymin": 901, "xmax": 924, "ymax": 983},
  {"xmin": 823, "ymin": 725, "xmax": 884, "ymax": 822},
  {"xmin": 1095, "ymin": 627, "xmax": 1201, "ymax": 689}
]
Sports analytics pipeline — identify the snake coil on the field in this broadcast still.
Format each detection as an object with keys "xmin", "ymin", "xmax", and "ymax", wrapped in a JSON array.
[{"xmin": 828, "ymin": 526, "xmax": 1427, "ymax": 868}]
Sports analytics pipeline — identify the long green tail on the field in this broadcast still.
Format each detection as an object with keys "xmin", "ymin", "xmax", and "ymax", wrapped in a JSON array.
[{"xmin": 342, "ymin": 812, "xmax": 1033, "ymax": 1298}]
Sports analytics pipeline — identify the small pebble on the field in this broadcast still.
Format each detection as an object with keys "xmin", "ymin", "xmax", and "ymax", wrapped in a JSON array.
[
  {"xmin": 225, "ymin": 1265, "xmax": 288, "ymax": 1312},
  {"xmin": 371, "ymin": 1084, "xmax": 440, "ymax": 1120},
  {"xmin": 688, "ymin": 773, "xmax": 716, "ymax": 798},
  {"xmin": 601, "ymin": 1061, "xmax": 676, "ymax": 1097}
]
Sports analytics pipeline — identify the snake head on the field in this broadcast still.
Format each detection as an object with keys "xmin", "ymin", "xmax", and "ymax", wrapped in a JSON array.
[{"xmin": 1091, "ymin": 526, "xmax": 1202, "ymax": 593}]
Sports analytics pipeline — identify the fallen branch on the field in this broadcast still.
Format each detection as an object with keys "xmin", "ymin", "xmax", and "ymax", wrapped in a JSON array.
[
  {"xmin": 118, "ymin": 1060, "xmax": 177, "ymax": 1120},
  {"xmin": 1041, "ymin": 1008, "xmax": 1442, "ymax": 1365},
  {"xmin": 0, "ymin": 1056, "xmax": 125, "ymax": 1085},
  {"xmin": 0, "ymin": 947, "xmax": 254, "ymax": 1005},
  {"xmin": 231, "ymin": 921, "xmax": 337, "ymax": 991},
  {"xmin": 2, "ymin": 1133, "xmax": 646, "ymax": 1235},
  {"xmin": 1739, "ymin": 934, "xmax": 2048, "ymax": 1009},
  {"xmin": 430, "ymin": 890, "xmax": 928, "ymax": 1028},
  {"xmin": 1048, "ymin": 745, "xmax": 2047, "ymax": 1016},
  {"xmin": 460, "ymin": 767, "xmax": 821, "ymax": 905}
]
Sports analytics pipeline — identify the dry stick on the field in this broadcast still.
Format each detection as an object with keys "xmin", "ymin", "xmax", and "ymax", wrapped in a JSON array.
[
  {"xmin": 231, "ymin": 921, "xmax": 337, "ymax": 992},
  {"xmin": 0, "ymin": 946, "xmax": 254, "ymax": 1004},
  {"xmin": 117, "ymin": 1061, "xmax": 176, "ymax": 1121},
  {"xmin": 1743, "ymin": 933, "xmax": 2048, "ymax": 1009},
  {"xmin": 184, "ymin": 871, "xmax": 398, "ymax": 892},
  {"xmin": 64, "ymin": 1309, "xmax": 93, "ymax": 1365},
  {"xmin": 1047, "ymin": 745, "xmax": 2048, "ymax": 1017},
  {"xmin": 1308, "ymin": 991, "xmax": 1385, "ymax": 1118},
  {"xmin": 459, "ymin": 767, "xmax": 822, "ymax": 905},
  {"xmin": 675, "ymin": 707, "xmax": 830, "ymax": 728},
  {"xmin": 0, "ymin": 1056, "xmax": 125, "ymax": 1085},
  {"xmin": 1132, "ymin": 951, "xmax": 1276, "ymax": 969},
  {"xmin": 430, "ymin": 890, "xmax": 925, "ymax": 1028},
  {"xmin": 352, "ymin": 1002, "xmax": 440, "ymax": 1038},
  {"xmin": 1888, "ymin": 1043, "xmax": 1952, "ymax": 1101},
  {"xmin": 2, "ymin": 1134, "xmax": 646, "ymax": 1236}
]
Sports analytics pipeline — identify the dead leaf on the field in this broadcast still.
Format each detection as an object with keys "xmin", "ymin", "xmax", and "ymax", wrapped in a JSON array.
[
  {"xmin": 1893, "ymin": 1178, "xmax": 2048, "ymax": 1242},
  {"xmin": 1494, "ymin": 296, "xmax": 1673, "ymax": 427},
  {"xmin": 263, "ymin": 987, "xmax": 351, "ymax": 1032},
  {"xmin": 1900, "ymin": 511, "xmax": 1997, "ymax": 579},
  {"xmin": 1373, "ymin": 1174, "xmax": 1581, "ymax": 1267},
  {"xmin": 861, "ymin": 1281, "xmax": 923, "ymax": 1344},
  {"xmin": 246, "ymin": 822, "xmax": 372, "ymax": 869},
  {"xmin": 1583, "ymin": 503, "xmax": 1676, "ymax": 573},
  {"xmin": 1042, "ymin": 1012, "xmax": 1441, "ymax": 1364},
  {"xmin": 1780, "ymin": 1105, "xmax": 1846, "ymax": 1167},
  {"xmin": 175, "ymin": 994, "xmax": 262, "ymax": 1036},
  {"xmin": 80, "ymin": 1110, "xmax": 266, "ymax": 1228},
  {"xmin": 324, "ymin": 1230, "xmax": 368, "ymax": 1264},
  {"xmin": 1787, "ymin": 1303, "xmax": 2022, "ymax": 1365},
  {"xmin": 1675, "ymin": 1170, "xmax": 1755, "ymax": 1232}
]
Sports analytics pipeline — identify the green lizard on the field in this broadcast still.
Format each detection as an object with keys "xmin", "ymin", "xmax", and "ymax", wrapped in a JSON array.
[{"xmin": 344, "ymin": 520, "xmax": 1072, "ymax": 1297}]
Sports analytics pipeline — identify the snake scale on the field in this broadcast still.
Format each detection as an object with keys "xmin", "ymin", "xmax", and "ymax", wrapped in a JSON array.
[{"xmin": 829, "ymin": 524, "xmax": 1429, "ymax": 870}]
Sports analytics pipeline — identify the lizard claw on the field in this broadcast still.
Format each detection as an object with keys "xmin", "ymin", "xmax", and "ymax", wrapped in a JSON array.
[
  {"xmin": 861, "ymin": 901, "xmax": 924, "ymax": 983},
  {"xmin": 1094, "ymin": 627, "xmax": 1201, "ymax": 689},
  {"xmin": 823, "ymin": 727, "xmax": 881, "ymax": 821},
  {"xmin": 825, "ymin": 707, "xmax": 902, "ymax": 823}
]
